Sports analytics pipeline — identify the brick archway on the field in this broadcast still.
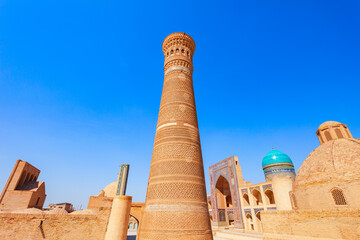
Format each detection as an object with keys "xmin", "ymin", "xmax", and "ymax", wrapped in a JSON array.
[{"xmin": 130, "ymin": 202, "xmax": 144, "ymax": 223}]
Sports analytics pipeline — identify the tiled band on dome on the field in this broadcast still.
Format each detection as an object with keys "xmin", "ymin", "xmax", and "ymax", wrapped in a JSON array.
[{"xmin": 262, "ymin": 150, "xmax": 296, "ymax": 182}]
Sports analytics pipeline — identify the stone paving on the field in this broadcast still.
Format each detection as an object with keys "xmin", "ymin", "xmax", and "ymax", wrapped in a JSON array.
[
  {"xmin": 127, "ymin": 236, "xmax": 227, "ymax": 240},
  {"xmin": 127, "ymin": 237, "xmax": 227, "ymax": 240},
  {"xmin": 127, "ymin": 231, "xmax": 228, "ymax": 240}
]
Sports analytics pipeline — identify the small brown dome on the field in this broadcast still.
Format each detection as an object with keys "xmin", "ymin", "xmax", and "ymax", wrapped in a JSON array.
[
  {"xmin": 316, "ymin": 121, "xmax": 353, "ymax": 144},
  {"xmin": 318, "ymin": 121, "xmax": 343, "ymax": 131},
  {"xmin": 295, "ymin": 138, "xmax": 360, "ymax": 187}
]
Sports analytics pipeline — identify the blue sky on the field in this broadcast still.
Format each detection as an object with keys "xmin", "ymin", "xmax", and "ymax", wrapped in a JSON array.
[{"xmin": 0, "ymin": 0, "xmax": 359, "ymax": 208}]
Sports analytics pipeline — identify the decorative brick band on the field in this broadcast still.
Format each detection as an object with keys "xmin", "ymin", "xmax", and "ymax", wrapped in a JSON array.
[{"xmin": 165, "ymin": 66, "xmax": 191, "ymax": 74}]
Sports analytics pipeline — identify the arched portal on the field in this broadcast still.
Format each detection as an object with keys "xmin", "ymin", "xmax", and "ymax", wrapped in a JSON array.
[
  {"xmin": 255, "ymin": 211, "xmax": 262, "ymax": 232},
  {"xmin": 129, "ymin": 215, "xmax": 139, "ymax": 225},
  {"xmin": 246, "ymin": 213, "xmax": 254, "ymax": 230},
  {"xmin": 127, "ymin": 215, "xmax": 139, "ymax": 236},
  {"xmin": 215, "ymin": 175, "xmax": 233, "ymax": 226},
  {"xmin": 127, "ymin": 203, "xmax": 144, "ymax": 238},
  {"xmin": 243, "ymin": 193, "xmax": 250, "ymax": 206},
  {"xmin": 264, "ymin": 190, "xmax": 275, "ymax": 204},
  {"xmin": 252, "ymin": 189, "xmax": 263, "ymax": 206}
]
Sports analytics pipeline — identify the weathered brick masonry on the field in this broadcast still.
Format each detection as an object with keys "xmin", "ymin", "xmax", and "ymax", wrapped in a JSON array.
[{"xmin": 0, "ymin": 212, "xmax": 110, "ymax": 240}]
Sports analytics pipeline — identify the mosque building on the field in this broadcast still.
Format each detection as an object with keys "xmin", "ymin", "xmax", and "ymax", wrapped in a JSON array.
[
  {"xmin": 209, "ymin": 121, "xmax": 360, "ymax": 240},
  {"xmin": 291, "ymin": 121, "xmax": 359, "ymax": 210},
  {"xmin": 209, "ymin": 148, "xmax": 296, "ymax": 232},
  {"xmin": 261, "ymin": 121, "xmax": 360, "ymax": 239}
]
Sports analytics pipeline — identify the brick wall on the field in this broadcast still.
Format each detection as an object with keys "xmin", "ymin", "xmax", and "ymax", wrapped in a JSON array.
[
  {"xmin": 87, "ymin": 196, "xmax": 113, "ymax": 210},
  {"xmin": 1, "ymin": 191, "xmax": 33, "ymax": 210},
  {"xmin": 262, "ymin": 209, "xmax": 360, "ymax": 240},
  {"xmin": 0, "ymin": 212, "xmax": 110, "ymax": 240}
]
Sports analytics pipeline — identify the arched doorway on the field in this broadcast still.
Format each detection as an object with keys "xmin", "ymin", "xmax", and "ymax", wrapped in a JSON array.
[
  {"xmin": 255, "ymin": 211, "xmax": 262, "ymax": 232},
  {"xmin": 245, "ymin": 213, "xmax": 254, "ymax": 230},
  {"xmin": 264, "ymin": 190, "xmax": 275, "ymax": 205},
  {"xmin": 252, "ymin": 189, "xmax": 263, "ymax": 206},
  {"xmin": 243, "ymin": 193, "xmax": 250, "ymax": 206},
  {"xmin": 127, "ymin": 215, "xmax": 139, "ymax": 238},
  {"xmin": 215, "ymin": 175, "xmax": 233, "ymax": 226}
]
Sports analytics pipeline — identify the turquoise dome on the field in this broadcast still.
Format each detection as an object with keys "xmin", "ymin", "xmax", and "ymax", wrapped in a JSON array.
[{"xmin": 262, "ymin": 149, "xmax": 293, "ymax": 168}]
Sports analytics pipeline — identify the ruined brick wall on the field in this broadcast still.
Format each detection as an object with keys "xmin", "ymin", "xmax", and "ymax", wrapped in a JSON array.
[
  {"xmin": 1, "ymin": 160, "xmax": 46, "ymax": 211},
  {"xmin": 88, "ymin": 196, "xmax": 144, "ymax": 223},
  {"xmin": 28, "ymin": 182, "xmax": 46, "ymax": 208},
  {"xmin": 262, "ymin": 209, "xmax": 360, "ymax": 240},
  {"xmin": 1, "ymin": 190, "xmax": 33, "ymax": 210},
  {"xmin": 0, "ymin": 212, "xmax": 110, "ymax": 240}
]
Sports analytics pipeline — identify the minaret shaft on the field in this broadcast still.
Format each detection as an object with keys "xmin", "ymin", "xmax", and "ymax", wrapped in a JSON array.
[{"xmin": 137, "ymin": 33, "xmax": 213, "ymax": 240}]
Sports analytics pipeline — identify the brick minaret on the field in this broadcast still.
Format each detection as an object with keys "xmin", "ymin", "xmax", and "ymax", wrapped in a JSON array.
[{"xmin": 137, "ymin": 33, "xmax": 213, "ymax": 240}]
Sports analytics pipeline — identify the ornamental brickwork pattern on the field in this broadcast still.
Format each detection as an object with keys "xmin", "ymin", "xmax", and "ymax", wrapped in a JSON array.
[{"xmin": 137, "ymin": 32, "xmax": 213, "ymax": 240}]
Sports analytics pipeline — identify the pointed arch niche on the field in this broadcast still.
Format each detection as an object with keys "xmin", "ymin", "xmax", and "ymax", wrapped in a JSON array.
[
  {"xmin": 209, "ymin": 156, "xmax": 245, "ymax": 229},
  {"xmin": 215, "ymin": 175, "xmax": 232, "ymax": 226}
]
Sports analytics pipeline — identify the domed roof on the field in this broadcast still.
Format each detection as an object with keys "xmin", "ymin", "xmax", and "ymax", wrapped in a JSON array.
[
  {"xmin": 294, "ymin": 138, "xmax": 360, "ymax": 187},
  {"xmin": 11, "ymin": 208, "xmax": 44, "ymax": 214},
  {"xmin": 262, "ymin": 149, "xmax": 293, "ymax": 168},
  {"xmin": 103, "ymin": 181, "xmax": 117, "ymax": 198},
  {"xmin": 318, "ymin": 121, "xmax": 343, "ymax": 131}
]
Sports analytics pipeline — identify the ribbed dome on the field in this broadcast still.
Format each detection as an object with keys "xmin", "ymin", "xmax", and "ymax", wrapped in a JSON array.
[{"xmin": 262, "ymin": 149, "xmax": 293, "ymax": 168}]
